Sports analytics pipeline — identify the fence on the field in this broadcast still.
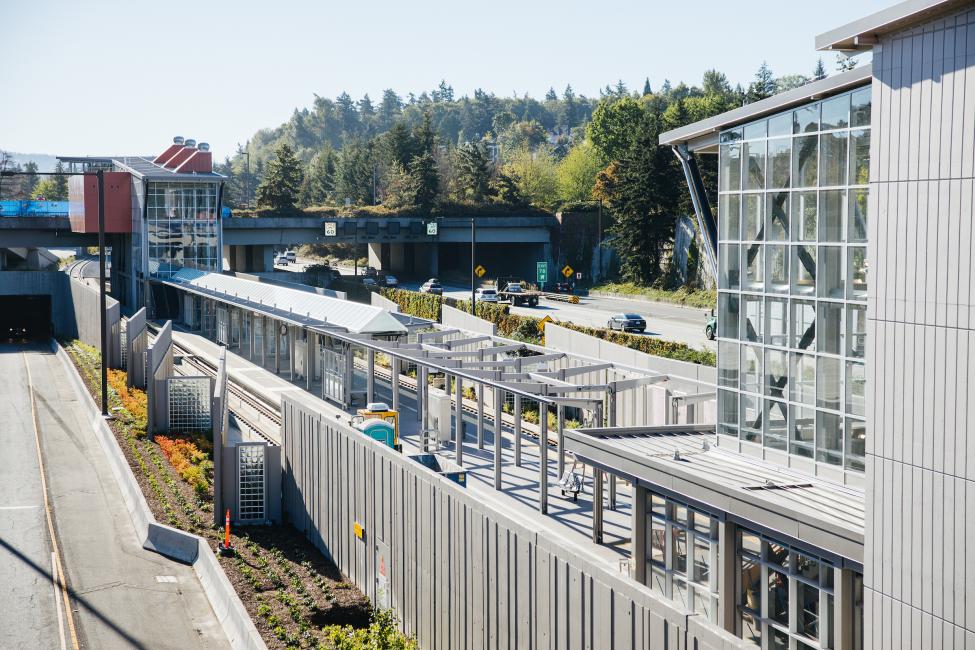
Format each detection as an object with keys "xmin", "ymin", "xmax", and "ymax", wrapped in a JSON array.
[{"xmin": 281, "ymin": 393, "xmax": 745, "ymax": 650}]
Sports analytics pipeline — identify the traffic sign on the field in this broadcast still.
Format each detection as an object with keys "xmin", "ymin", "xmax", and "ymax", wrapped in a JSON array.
[
  {"xmin": 536, "ymin": 261, "xmax": 548, "ymax": 283},
  {"xmin": 575, "ymin": 272, "xmax": 582, "ymax": 280},
  {"xmin": 324, "ymin": 221, "xmax": 337, "ymax": 237},
  {"xmin": 561, "ymin": 264, "xmax": 574, "ymax": 278},
  {"xmin": 474, "ymin": 264, "xmax": 486, "ymax": 278},
  {"xmin": 426, "ymin": 222, "xmax": 438, "ymax": 236},
  {"xmin": 538, "ymin": 315, "xmax": 554, "ymax": 330}
]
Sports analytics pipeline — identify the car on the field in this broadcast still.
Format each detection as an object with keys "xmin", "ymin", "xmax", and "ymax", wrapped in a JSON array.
[
  {"xmin": 275, "ymin": 253, "xmax": 289, "ymax": 265},
  {"xmin": 361, "ymin": 276, "xmax": 378, "ymax": 288},
  {"xmin": 705, "ymin": 313, "xmax": 717, "ymax": 340},
  {"xmin": 420, "ymin": 280, "xmax": 443, "ymax": 295},
  {"xmin": 380, "ymin": 274, "xmax": 399, "ymax": 288},
  {"xmin": 554, "ymin": 281, "xmax": 573, "ymax": 293},
  {"xmin": 475, "ymin": 287, "xmax": 499, "ymax": 303},
  {"xmin": 607, "ymin": 313, "xmax": 646, "ymax": 333},
  {"xmin": 284, "ymin": 250, "xmax": 297, "ymax": 263}
]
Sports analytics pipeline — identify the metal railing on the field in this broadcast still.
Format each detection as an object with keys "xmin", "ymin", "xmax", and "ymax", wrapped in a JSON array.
[{"xmin": 0, "ymin": 200, "xmax": 70, "ymax": 216}]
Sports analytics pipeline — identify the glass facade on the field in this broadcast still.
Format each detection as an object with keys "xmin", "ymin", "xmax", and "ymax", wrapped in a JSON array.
[
  {"xmin": 736, "ymin": 527, "xmax": 860, "ymax": 650},
  {"xmin": 145, "ymin": 181, "xmax": 221, "ymax": 277},
  {"xmin": 646, "ymin": 492, "xmax": 721, "ymax": 624},
  {"xmin": 716, "ymin": 87, "xmax": 870, "ymax": 474}
]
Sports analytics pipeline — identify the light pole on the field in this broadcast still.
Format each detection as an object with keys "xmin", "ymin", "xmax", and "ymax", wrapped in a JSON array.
[{"xmin": 470, "ymin": 217, "xmax": 476, "ymax": 314}]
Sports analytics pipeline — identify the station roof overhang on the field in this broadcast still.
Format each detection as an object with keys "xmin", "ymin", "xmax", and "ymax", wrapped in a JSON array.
[
  {"xmin": 657, "ymin": 64, "xmax": 873, "ymax": 154},
  {"xmin": 163, "ymin": 269, "xmax": 407, "ymax": 336},
  {"xmin": 815, "ymin": 0, "xmax": 970, "ymax": 51},
  {"xmin": 564, "ymin": 425, "xmax": 865, "ymax": 568},
  {"xmin": 114, "ymin": 156, "xmax": 226, "ymax": 182}
]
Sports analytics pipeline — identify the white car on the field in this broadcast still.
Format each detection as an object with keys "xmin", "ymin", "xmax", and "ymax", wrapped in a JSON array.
[
  {"xmin": 275, "ymin": 253, "xmax": 289, "ymax": 265},
  {"xmin": 475, "ymin": 288, "xmax": 499, "ymax": 303}
]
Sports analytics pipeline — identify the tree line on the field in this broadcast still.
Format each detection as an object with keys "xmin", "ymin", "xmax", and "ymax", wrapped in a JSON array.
[{"xmin": 224, "ymin": 58, "xmax": 839, "ymax": 286}]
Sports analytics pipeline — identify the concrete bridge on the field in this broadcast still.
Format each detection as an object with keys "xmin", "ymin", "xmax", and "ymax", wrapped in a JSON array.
[{"xmin": 223, "ymin": 214, "xmax": 555, "ymax": 279}]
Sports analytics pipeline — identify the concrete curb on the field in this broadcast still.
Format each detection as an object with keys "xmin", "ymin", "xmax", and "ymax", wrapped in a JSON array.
[{"xmin": 55, "ymin": 341, "xmax": 267, "ymax": 650}]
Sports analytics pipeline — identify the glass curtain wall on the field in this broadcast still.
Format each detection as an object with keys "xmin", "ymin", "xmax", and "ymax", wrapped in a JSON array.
[
  {"xmin": 646, "ymin": 492, "xmax": 721, "ymax": 624},
  {"xmin": 716, "ymin": 86, "xmax": 870, "ymax": 474},
  {"xmin": 146, "ymin": 181, "xmax": 221, "ymax": 277}
]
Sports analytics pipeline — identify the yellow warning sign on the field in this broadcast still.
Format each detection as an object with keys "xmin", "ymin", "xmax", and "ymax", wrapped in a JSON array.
[
  {"xmin": 474, "ymin": 264, "xmax": 486, "ymax": 278},
  {"xmin": 538, "ymin": 315, "xmax": 554, "ymax": 330},
  {"xmin": 353, "ymin": 521, "xmax": 364, "ymax": 539},
  {"xmin": 561, "ymin": 264, "xmax": 574, "ymax": 278}
]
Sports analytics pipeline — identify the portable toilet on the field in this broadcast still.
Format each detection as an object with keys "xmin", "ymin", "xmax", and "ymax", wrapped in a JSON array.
[
  {"xmin": 355, "ymin": 418, "xmax": 400, "ymax": 451},
  {"xmin": 355, "ymin": 402, "xmax": 399, "ymax": 447}
]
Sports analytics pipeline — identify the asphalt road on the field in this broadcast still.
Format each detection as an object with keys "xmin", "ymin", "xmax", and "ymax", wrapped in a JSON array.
[
  {"xmin": 0, "ymin": 343, "xmax": 228, "ymax": 650},
  {"xmin": 276, "ymin": 257, "xmax": 715, "ymax": 350}
]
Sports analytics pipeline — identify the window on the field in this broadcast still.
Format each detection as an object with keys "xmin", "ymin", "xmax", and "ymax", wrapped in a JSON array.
[
  {"xmin": 766, "ymin": 298, "xmax": 789, "ymax": 346},
  {"xmin": 849, "ymin": 188, "xmax": 868, "ymax": 242},
  {"xmin": 851, "ymin": 87, "xmax": 871, "ymax": 127},
  {"xmin": 821, "ymin": 93, "xmax": 850, "ymax": 130},
  {"xmin": 718, "ymin": 389, "xmax": 739, "ymax": 437},
  {"xmin": 792, "ymin": 191, "xmax": 817, "ymax": 242},
  {"xmin": 847, "ymin": 305, "xmax": 866, "ymax": 358},
  {"xmin": 766, "ymin": 245, "xmax": 789, "ymax": 293},
  {"xmin": 791, "ymin": 245, "xmax": 816, "ymax": 296},
  {"xmin": 793, "ymin": 105, "xmax": 819, "ymax": 134},
  {"xmin": 820, "ymin": 132, "xmax": 849, "ymax": 187},
  {"xmin": 818, "ymin": 246, "xmax": 844, "ymax": 299},
  {"xmin": 718, "ymin": 341, "xmax": 740, "ymax": 388},
  {"xmin": 719, "ymin": 243, "xmax": 740, "ymax": 290},
  {"xmin": 744, "ymin": 244, "xmax": 764, "ymax": 291},
  {"xmin": 743, "ymin": 194, "xmax": 764, "ymax": 240},
  {"xmin": 791, "ymin": 404, "xmax": 816, "ymax": 458},
  {"xmin": 818, "ymin": 302, "xmax": 845, "ymax": 355},
  {"xmin": 646, "ymin": 493, "xmax": 720, "ymax": 623},
  {"xmin": 766, "ymin": 192, "xmax": 790, "ymax": 240},
  {"xmin": 719, "ymin": 293, "xmax": 740, "ymax": 339},
  {"xmin": 850, "ymin": 129, "xmax": 870, "ymax": 185},
  {"xmin": 848, "ymin": 247, "xmax": 867, "ymax": 299},
  {"xmin": 741, "ymin": 393, "xmax": 762, "ymax": 443},
  {"xmin": 765, "ymin": 398, "xmax": 788, "ymax": 450},
  {"xmin": 816, "ymin": 411, "xmax": 843, "ymax": 465},
  {"xmin": 817, "ymin": 356, "xmax": 843, "ymax": 411},
  {"xmin": 765, "ymin": 349, "xmax": 788, "ymax": 399},
  {"xmin": 741, "ymin": 345, "xmax": 763, "ymax": 393},
  {"xmin": 744, "ymin": 141, "xmax": 766, "ymax": 190},
  {"xmin": 819, "ymin": 190, "xmax": 846, "ymax": 242},
  {"xmin": 720, "ymin": 194, "xmax": 741, "ymax": 240},
  {"xmin": 742, "ymin": 296, "xmax": 764, "ymax": 343},
  {"xmin": 792, "ymin": 300, "xmax": 816, "ymax": 351},
  {"xmin": 768, "ymin": 138, "xmax": 792, "ymax": 189},
  {"xmin": 791, "ymin": 353, "xmax": 816, "ymax": 406},
  {"xmin": 846, "ymin": 417, "xmax": 867, "ymax": 472},
  {"xmin": 846, "ymin": 362, "xmax": 866, "ymax": 417},
  {"xmin": 720, "ymin": 144, "xmax": 742, "ymax": 192},
  {"xmin": 793, "ymin": 135, "xmax": 818, "ymax": 187}
]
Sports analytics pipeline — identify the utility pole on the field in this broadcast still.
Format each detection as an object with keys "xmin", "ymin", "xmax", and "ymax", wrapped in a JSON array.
[
  {"xmin": 237, "ymin": 143, "xmax": 250, "ymax": 207},
  {"xmin": 597, "ymin": 199, "xmax": 603, "ymax": 282},
  {"xmin": 470, "ymin": 218, "xmax": 476, "ymax": 314},
  {"xmin": 97, "ymin": 169, "xmax": 108, "ymax": 416}
]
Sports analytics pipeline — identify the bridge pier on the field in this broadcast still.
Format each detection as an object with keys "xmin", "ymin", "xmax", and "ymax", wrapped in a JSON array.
[
  {"xmin": 223, "ymin": 244, "xmax": 274, "ymax": 273},
  {"xmin": 367, "ymin": 242, "xmax": 438, "ymax": 278}
]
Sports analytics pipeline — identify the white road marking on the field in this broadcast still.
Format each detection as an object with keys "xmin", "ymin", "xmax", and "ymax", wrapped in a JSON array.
[
  {"xmin": 155, "ymin": 575, "xmax": 178, "ymax": 583},
  {"xmin": 0, "ymin": 505, "xmax": 41, "ymax": 510}
]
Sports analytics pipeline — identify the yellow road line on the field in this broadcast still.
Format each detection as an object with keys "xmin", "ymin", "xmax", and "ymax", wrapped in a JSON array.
[{"xmin": 24, "ymin": 352, "xmax": 80, "ymax": 650}]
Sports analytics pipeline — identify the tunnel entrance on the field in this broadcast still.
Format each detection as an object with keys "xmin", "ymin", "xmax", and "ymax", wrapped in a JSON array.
[{"xmin": 0, "ymin": 295, "xmax": 52, "ymax": 341}]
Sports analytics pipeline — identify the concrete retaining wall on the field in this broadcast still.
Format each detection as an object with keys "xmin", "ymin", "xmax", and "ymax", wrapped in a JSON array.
[
  {"xmin": 442, "ymin": 304, "xmax": 496, "ymax": 336},
  {"xmin": 55, "ymin": 340, "xmax": 266, "ymax": 650},
  {"xmin": 68, "ymin": 276, "xmax": 121, "ymax": 367},
  {"xmin": 281, "ymin": 393, "xmax": 744, "ymax": 650},
  {"xmin": 370, "ymin": 291, "xmax": 400, "ymax": 313}
]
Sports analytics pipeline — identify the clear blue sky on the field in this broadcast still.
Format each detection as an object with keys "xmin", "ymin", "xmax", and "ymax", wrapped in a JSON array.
[{"xmin": 0, "ymin": 0, "xmax": 889, "ymax": 160}]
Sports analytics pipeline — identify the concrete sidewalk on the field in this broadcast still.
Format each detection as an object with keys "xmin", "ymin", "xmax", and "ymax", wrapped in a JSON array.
[{"xmin": 0, "ymin": 343, "xmax": 229, "ymax": 649}]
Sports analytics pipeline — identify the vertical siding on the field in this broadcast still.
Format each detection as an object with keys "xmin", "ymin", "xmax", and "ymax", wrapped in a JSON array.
[
  {"xmin": 280, "ymin": 394, "xmax": 750, "ymax": 650},
  {"xmin": 867, "ymin": 7, "xmax": 975, "ymax": 648}
]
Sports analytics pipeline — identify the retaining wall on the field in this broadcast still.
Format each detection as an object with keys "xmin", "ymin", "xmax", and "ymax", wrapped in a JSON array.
[{"xmin": 281, "ymin": 393, "xmax": 745, "ymax": 650}]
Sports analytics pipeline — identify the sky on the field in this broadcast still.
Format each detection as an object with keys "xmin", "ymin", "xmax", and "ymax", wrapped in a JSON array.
[{"xmin": 0, "ymin": 0, "xmax": 891, "ymax": 161}]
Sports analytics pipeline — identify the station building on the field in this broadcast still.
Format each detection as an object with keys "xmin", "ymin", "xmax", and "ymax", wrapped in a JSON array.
[{"xmin": 641, "ymin": 0, "xmax": 975, "ymax": 647}]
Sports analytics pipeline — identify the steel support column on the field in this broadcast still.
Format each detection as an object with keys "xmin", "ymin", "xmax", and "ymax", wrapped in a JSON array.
[
  {"xmin": 367, "ymin": 348, "xmax": 375, "ymax": 403},
  {"xmin": 673, "ymin": 144, "xmax": 718, "ymax": 281},
  {"xmin": 477, "ymin": 383, "xmax": 485, "ymax": 449},
  {"xmin": 557, "ymin": 404, "xmax": 566, "ymax": 478},
  {"xmin": 539, "ymin": 395, "xmax": 548, "ymax": 514},
  {"xmin": 632, "ymin": 484, "xmax": 648, "ymax": 585},
  {"xmin": 391, "ymin": 356, "xmax": 400, "ymax": 414},
  {"xmin": 513, "ymin": 394, "xmax": 522, "ymax": 467},
  {"xmin": 718, "ymin": 519, "xmax": 737, "ymax": 633},
  {"xmin": 592, "ymin": 467, "xmax": 604, "ymax": 543},
  {"xmin": 454, "ymin": 374, "xmax": 464, "ymax": 466},
  {"xmin": 493, "ymin": 387, "xmax": 503, "ymax": 490}
]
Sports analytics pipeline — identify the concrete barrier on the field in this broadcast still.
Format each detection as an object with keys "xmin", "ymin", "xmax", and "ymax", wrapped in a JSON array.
[{"xmin": 55, "ymin": 340, "xmax": 266, "ymax": 650}]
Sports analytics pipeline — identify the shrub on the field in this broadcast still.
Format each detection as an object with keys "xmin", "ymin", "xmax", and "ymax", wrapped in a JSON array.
[
  {"xmin": 380, "ymin": 288, "xmax": 443, "ymax": 321},
  {"xmin": 157, "ymin": 435, "xmax": 213, "ymax": 496}
]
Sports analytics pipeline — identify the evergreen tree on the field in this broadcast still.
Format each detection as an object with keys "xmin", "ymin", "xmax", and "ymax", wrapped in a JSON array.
[
  {"xmin": 642, "ymin": 78, "xmax": 652, "ymax": 96},
  {"xmin": 407, "ymin": 152, "xmax": 440, "ymax": 212},
  {"xmin": 545, "ymin": 87, "xmax": 558, "ymax": 102},
  {"xmin": 23, "ymin": 161, "xmax": 39, "ymax": 197},
  {"xmin": 378, "ymin": 89, "xmax": 402, "ymax": 129},
  {"xmin": 454, "ymin": 142, "xmax": 492, "ymax": 202},
  {"xmin": 813, "ymin": 58, "xmax": 827, "ymax": 79},
  {"xmin": 300, "ymin": 145, "xmax": 338, "ymax": 206},
  {"xmin": 702, "ymin": 69, "xmax": 731, "ymax": 97},
  {"xmin": 746, "ymin": 62, "xmax": 776, "ymax": 103},
  {"xmin": 335, "ymin": 140, "xmax": 373, "ymax": 205},
  {"xmin": 256, "ymin": 143, "xmax": 303, "ymax": 211}
]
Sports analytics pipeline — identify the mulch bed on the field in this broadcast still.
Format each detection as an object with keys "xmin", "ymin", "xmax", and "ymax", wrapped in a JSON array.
[{"xmin": 64, "ymin": 341, "xmax": 373, "ymax": 649}]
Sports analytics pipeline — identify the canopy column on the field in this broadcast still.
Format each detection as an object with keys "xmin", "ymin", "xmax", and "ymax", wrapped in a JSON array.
[{"xmin": 493, "ymin": 386, "xmax": 503, "ymax": 490}]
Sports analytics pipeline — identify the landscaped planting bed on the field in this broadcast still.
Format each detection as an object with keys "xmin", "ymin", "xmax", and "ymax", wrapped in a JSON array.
[{"xmin": 63, "ymin": 340, "xmax": 415, "ymax": 649}]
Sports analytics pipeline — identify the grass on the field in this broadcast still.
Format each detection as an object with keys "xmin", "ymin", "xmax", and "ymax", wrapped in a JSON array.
[{"xmin": 589, "ymin": 282, "xmax": 717, "ymax": 310}]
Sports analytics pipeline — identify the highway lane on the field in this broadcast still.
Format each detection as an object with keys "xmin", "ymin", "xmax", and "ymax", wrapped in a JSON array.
[
  {"xmin": 0, "ymin": 344, "xmax": 229, "ymax": 650},
  {"xmin": 274, "ymin": 257, "xmax": 715, "ymax": 350}
]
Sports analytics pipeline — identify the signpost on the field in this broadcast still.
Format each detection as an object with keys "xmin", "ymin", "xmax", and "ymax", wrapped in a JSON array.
[{"xmin": 561, "ymin": 264, "xmax": 574, "ymax": 279}]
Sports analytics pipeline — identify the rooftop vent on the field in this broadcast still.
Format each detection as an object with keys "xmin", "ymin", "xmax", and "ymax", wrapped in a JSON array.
[
  {"xmin": 197, "ymin": 142, "xmax": 210, "ymax": 152},
  {"xmin": 173, "ymin": 136, "xmax": 184, "ymax": 145},
  {"xmin": 184, "ymin": 139, "xmax": 197, "ymax": 148}
]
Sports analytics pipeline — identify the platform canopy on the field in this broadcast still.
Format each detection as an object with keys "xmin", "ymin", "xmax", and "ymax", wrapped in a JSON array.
[{"xmin": 166, "ymin": 269, "xmax": 407, "ymax": 336}]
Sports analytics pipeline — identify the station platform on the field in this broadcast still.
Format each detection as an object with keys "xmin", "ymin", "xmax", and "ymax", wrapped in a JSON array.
[{"xmin": 170, "ymin": 328, "xmax": 636, "ymax": 574}]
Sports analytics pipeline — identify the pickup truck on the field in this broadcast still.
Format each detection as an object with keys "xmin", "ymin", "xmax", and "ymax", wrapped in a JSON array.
[{"xmin": 497, "ymin": 282, "xmax": 540, "ymax": 307}]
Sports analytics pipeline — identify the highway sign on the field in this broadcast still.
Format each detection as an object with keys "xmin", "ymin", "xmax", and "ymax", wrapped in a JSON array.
[
  {"xmin": 576, "ymin": 272, "xmax": 582, "ymax": 280},
  {"xmin": 324, "ymin": 221, "xmax": 337, "ymax": 236},
  {"xmin": 561, "ymin": 264, "xmax": 574, "ymax": 278},
  {"xmin": 474, "ymin": 264, "xmax": 486, "ymax": 278},
  {"xmin": 538, "ymin": 315, "xmax": 554, "ymax": 330},
  {"xmin": 426, "ymin": 222, "xmax": 438, "ymax": 236},
  {"xmin": 536, "ymin": 261, "xmax": 548, "ymax": 283}
]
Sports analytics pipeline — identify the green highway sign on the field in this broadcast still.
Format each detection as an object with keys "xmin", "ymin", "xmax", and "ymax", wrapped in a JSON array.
[{"xmin": 536, "ymin": 261, "xmax": 548, "ymax": 284}]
